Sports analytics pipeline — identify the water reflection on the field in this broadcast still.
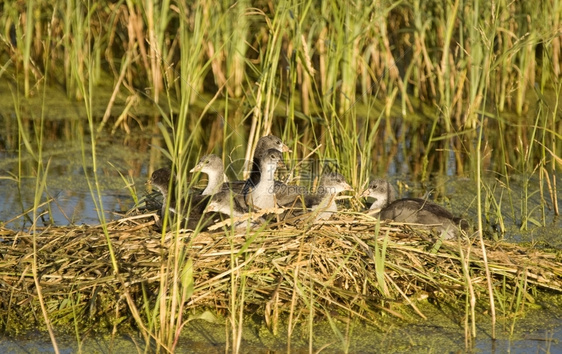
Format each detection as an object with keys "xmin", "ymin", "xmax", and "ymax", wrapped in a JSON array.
[
  {"xmin": 0, "ymin": 178, "xmax": 133, "ymax": 229},
  {"xmin": 0, "ymin": 126, "xmax": 158, "ymax": 230}
]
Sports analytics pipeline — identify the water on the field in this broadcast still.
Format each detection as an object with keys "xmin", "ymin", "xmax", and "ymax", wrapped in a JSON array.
[
  {"xmin": 0, "ymin": 128, "xmax": 155, "ymax": 229},
  {"xmin": 2, "ymin": 309, "xmax": 562, "ymax": 353}
]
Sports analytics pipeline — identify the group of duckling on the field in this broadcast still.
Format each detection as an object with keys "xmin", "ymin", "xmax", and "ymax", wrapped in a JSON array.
[{"xmin": 148, "ymin": 135, "xmax": 469, "ymax": 239}]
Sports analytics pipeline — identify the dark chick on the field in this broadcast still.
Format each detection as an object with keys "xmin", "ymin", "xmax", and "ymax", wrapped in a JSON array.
[{"xmin": 361, "ymin": 179, "xmax": 469, "ymax": 240}]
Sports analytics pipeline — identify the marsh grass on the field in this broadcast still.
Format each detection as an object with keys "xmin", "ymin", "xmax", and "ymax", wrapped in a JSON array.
[
  {"xmin": 2, "ymin": 0, "xmax": 562, "ymax": 352},
  {"xmin": 3, "ymin": 0, "xmax": 560, "ymax": 184}
]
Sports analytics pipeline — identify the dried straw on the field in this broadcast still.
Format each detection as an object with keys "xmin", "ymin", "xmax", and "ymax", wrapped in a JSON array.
[{"xmin": 1, "ymin": 211, "xmax": 561, "ymax": 333}]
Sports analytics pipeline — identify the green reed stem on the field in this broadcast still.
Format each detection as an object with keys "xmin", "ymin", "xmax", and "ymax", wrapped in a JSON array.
[
  {"xmin": 476, "ymin": 112, "xmax": 496, "ymax": 340},
  {"xmin": 459, "ymin": 242, "xmax": 476, "ymax": 342},
  {"xmin": 21, "ymin": 14, "xmax": 61, "ymax": 351},
  {"xmin": 74, "ymin": 0, "xmax": 118, "ymax": 275},
  {"xmin": 30, "ymin": 158, "xmax": 60, "ymax": 354},
  {"xmin": 308, "ymin": 255, "xmax": 315, "ymax": 354},
  {"xmin": 471, "ymin": 5, "xmax": 498, "ymax": 337},
  {"xmin": 373, "ymin": 224, "xmax": 390, "ymax": 297},
  {"xmin": 22, "ymin": 0, "xmax": 35, "ymax": 97}
]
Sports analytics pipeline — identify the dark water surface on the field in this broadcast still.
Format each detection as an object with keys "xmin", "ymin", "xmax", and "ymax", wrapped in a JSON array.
[
  {"xmin": 1, "ymin": 298, "xmax": 562, "ymax": 353},
  {"xmin": 0, "ymin": 129, "xmax": 156, "ymax": 229}
]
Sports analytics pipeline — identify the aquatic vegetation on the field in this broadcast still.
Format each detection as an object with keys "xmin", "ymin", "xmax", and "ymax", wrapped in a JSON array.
[{"xmin": 1, "ymin": 0, "xmax": 561, "ymax": 352}]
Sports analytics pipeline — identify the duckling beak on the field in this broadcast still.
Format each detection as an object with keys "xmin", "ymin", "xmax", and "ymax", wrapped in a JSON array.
[
  {"xmin": 343, "ymin": 183, "xmax": 353, "ymax": 192},
  {"xmin": 190, "ymin": 164, "xmax": 201, "ymax": 173},
  {"xmin": 359, "ymin": 189, "xmax": 371, "ymax": 198},
  {"xmin": 205, "ymin": 203, "xmax": 217, "ymax": 213},
  {"xmin": 282, "ymin": 143, "xmax": 292, "ymax": 153}
]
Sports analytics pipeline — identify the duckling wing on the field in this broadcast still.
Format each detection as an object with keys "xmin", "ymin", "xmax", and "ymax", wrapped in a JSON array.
[
  {"xmin": 453, "ymin": 216, "xmax": 470, "ymax": 230},
  {"xmin": 182, "ymin": 194, "xmax": 212, "ymax": 215},
  {"xmin": 380, "ymin": 198, "xmax": 465, "ymax": 228},
  {"xmin": 379, "ymin": 199, "xmax": 428, "ymax": 223},
  {"xmin": 303, "ymin": 193, "xmax": 326, "ymax": 209},
  {"xmin": 408, "ymin": 198, "xmax": 456, "ymax": 219},
  {"xmin": 273, "ymin": 181, "xmax": 305, "ymax": 207},
  {"xmin": 224, "ymin": 180, "xmax": 247, "ymax": 194},
  {"xmin": 242, "ymin": 173, "xmax": 260, "ymax": 195}
]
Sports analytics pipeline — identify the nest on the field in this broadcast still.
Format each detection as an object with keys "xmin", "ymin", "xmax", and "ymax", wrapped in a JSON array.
[{"xmin": 1, "ymin": 211, "xmax": 561, "ymax": 333}]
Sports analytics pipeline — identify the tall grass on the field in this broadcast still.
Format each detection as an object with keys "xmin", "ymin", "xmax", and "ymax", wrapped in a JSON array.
[
  {"xmin": 2, "ymin": 0, "xmax": 562, "ymax": 352},
  {"xmin": 8, "ymin": 28, "xmax": 61, "ymax": 354},
  {"xmin": 3, "ymin": 1, "xmax": 561, "ymax": 177},
  {"xmin": 11, "ymin": 90, "xmax": 61, "ymax": 352}
]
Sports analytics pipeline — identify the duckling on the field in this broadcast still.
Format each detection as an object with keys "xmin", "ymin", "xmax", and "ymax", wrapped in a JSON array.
[
  {"xmin": 362, "ymin": 179, "xmax": 469, "ymax": 239},
  {"xmin": 243, "ymin": 135, "xmax": 291, "ymax": 193},
  {"xmin": 363, "ymin": 178, "xmax": 396, "ymax": 211},
  {"xmin": 149, "ymin": 167, "xmax": 174, "ymax": 207},
  {"xmin": 245, "ymin": 148, "xmax": 285, "ymax": 210},
  {"xmin": 205, "ymin": 190, "xmax": 264, "ymax": 230},
  {"xmin": 190, "ymin": 154, "xmax": 229, "ymax": 196},
  {"xmin": 305, "ymin": 172, "xmax": 353, "ymax": 221},
  {"xmin": 191, "ymin": 154, "xmax": 247, "ymax": 196},
  {"xmin": 148, "ymin": 167, "xmax": 217, "ymax": 230},
  {"xmin": 206, "ymin": 190, "xmax": 248, "ymax": 217}
]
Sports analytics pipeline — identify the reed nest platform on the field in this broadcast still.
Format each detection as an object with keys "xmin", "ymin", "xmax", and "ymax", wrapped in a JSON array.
[{"xmin": 1, "ymin": 212, "xmax": 562, "ymax": 334}]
